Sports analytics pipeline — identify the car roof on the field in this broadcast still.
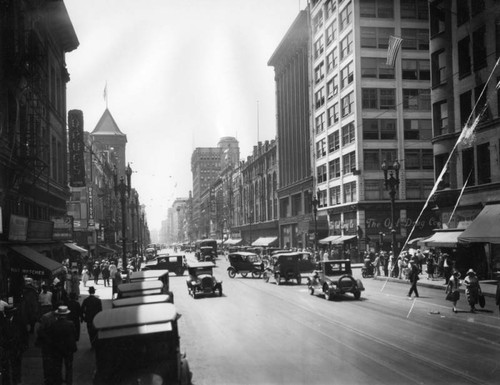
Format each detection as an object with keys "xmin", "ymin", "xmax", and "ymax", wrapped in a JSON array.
[
  {"xmin": 188, "ymin": 262, "xmax": 215, "ymax": 269},
  {"xmin": 94, "ymin": 303, "xmax": 177, "ymax": 339},
  {"xmin": 318, "ymin": 259, "xmax": 351, "ymax": 264},
  {"xmin": 112, "ymin": 294, "xmax": 170, "ymax": 308},
  {"xmin": 229, "ymin": 252, "xmax": 258, "ymax": 256},
  {"xmin": 129, "ymin": 270, "xmax": 169, "ymax": 281},
  {"xmin": 156, "ymin": 254, "xmax": 184, "ymax": 258},
  {"xmin": 118, "ymin": 280, "xmax": 164, "ymax": 292}
]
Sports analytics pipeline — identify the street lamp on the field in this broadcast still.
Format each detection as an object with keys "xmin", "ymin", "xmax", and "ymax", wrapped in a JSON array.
[
  {"xmin": 381, "ymin": 160, "xmax": 400, "ymax": 259},
  {"xmin": 113, "ymin": 163, "xmax": 132, "ymax": 274},
  {"xmin": 311, "ymin": 190, "xmax": 320, "ymax": 252}
]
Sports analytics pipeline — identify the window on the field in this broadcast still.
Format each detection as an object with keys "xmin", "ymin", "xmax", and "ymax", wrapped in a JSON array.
[
  {"xmin": 314, "ymin": 62, "xmax": 325, "ymax": 83},
  {"xmin": 362, "ymin": 88, "xmax": 396, "ymax": 110},
  {"xmin": 339, "ymin": 1, "xmax": 352, "ymax": 31},
  {"xmin": 341, "ymin": 122, "xmax": 355, "ymax": 145},
  {"xmin": 477, "ymin": 142, "xmax": 491, "ymax": 185},
  {"xmin": 317, "ymin": 164, "xmax": 327, "ymax": 184},
  {"xmin": 361, "ymin": 27, "xmax": 394, "ymax": 49},
  {"xmin": 343, "ymin": 181, "xmax": 357, "ymax": 203},
  {"xmin": 340, "ymin": 32, "xmax": 353, "ymax": 60},
  {"xmin": 405, "ymin": 149, "xmax": 433, "ymax": 170},
  {"xmin": 406, "ymin": 180, "xmax": 434, "ymax": 199},
  {"xmin": 341, "ymin": 92, "xmax": 354, "ymax": 117},
  {"xmin": 402, "ymin": 29, "xmax": 429, "ymax": 50},
  {"xmin": 471, "ymin": 0, "xmax": 485, "ymax": 16},
  {"xmin": 403, "ymin": 119, "xmax": 432, "ymax": 140},
  {"xmin": 432, "ymin": 50, "xmax": 447, "ymax": 86},
  {"xmin": 315, "ymin": 88, "xmax": 325, "ymax": 108},
  {"xmin": 340, "ymin": 61, "xmax": 354, "ymax": 88},
  {"xmin": 325, "ymin": 0, "xmax": 336, "ymax": 19},
  {"xmin": 360, "ymin": 0, "xmax": 393, "ymax": 18},
  {"xmin": 459, "ymin": 91, "xmax": 472, "ymax": 128},
  {"xmin": 401, "ymin": 0, "xmax": 428, "ymax": 20},
  {"xmin": 361, "ymin": 58, "xmax": 394, "ymax": 79},
  {"xmin": 314, "ymin": 38, "xmax": 324, "ymax": 59},
  {"xmin": 430, "ymin": 1, "xmax": 445, "ymax": 36},
  {"xmin": 473, "ymin": 25, "xmax": 487, "ymax": 71},
  {"xmin": 433, "ymin": 100, "xmax": 449, "ymax": 135},
  {"xmin": 316, "ymin": 138, "xmax": 326, "ymax": 158},
  {"xmin": 403, "ymin": 89, "xmax": 431, "ymax": 110},
  {"xmin": 457, "ymin": 37, "xmax": 471, "ymax": 78},
  {"xmin": 329, "ymin": 158, "xmax": 341, "ymax": 179},
  {"xmin": 474, "ymin": 83, "xmax": 490, "ymax": 122},
  {"xmin": 326, "ymin": 49, "xmax": 337, "ymax": 73},
  {"xmin": 325, "ymin": 21, "xmax": 336, "ymax": 46},
  {"xmin": 328, "ymin": 130, "xmax": 340, "ymax": 152},
  {"xmin": 363, "ymin": 119, "xmax": 397, "ymax": 140},
  {"xmin": 329, "ymin": 186, "xmax": 341, "ymax": 205},
  {"xmin": 365, "ymin": 180, "xmax": 384, "ymax": 200},
  {"xmin": 327, "ymin": 76, "xmax": 338, "ymax": 98},
  {"xmin": 462, "ymin": 147, "xmax": 475, "ymax": 185},
  {"xmin": 313, "ymin": 9, "xmax": 324, "ymax": 33},
  {"xmin": 364, "ymin": 149, "xmax": 397, "ymax": 170},
  {"xmin": 457, "ymin": 0, "xmax": 469, "ymax": 26},
  {"xmin": 315, "ymin": 113, "xmax": 325, "ymax": 134},
  {"xmin": 342, "ymin": 151, "xmax": 356, "ymax": 174},
  {"xmin": 327, "ymin": 104, "xmax": 339, "ymax": 126},
  {"xmin": 402, "ymin": 59, "xmax": 430, "ymax": 80}
]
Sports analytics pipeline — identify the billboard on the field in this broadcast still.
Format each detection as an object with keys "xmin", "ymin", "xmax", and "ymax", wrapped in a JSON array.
[{"xmin": 68, "ymin": 110, "xmax": 86, "ymax": 187}]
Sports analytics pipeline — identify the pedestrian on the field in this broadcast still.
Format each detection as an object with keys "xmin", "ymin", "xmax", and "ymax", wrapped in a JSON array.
[
  {"xmin": 70, "ymin": 270, "xmax": 80, "ymax": 298},
  {"xmin": 80, "ymin": 286, "xmax": 102, "ymax": 348},
  {"xmin": 81, "ymin": 267, "xmax": 90, "ymax": 287},
  {"xmin": 322, "ymin": 249, "xmax": 329, "ymax": 261},
  {"xmin": 426, "ymin": 255, "xmax": 435, "ymax": 280},
  {"xmin": 445, "ymin": 270, "xmax": 461, "ymax": 313},
  {"xmin": 397, "ymin": 257, "xmax": 404, "ymax": 279},
  {"xmin": 35, "ymin": 303, "xmax": 59, "ymax": 384},
  {"xmin": 48, "ymin": 305, "xmax": 77, "ymax": 385},
  {"xmin": 67, "ymin": 292, "xmax": 81, "ymax": 342},
  {"xmin": 443, "ymin": 253, "xmax": 452, "ymax": 284},
  {"xmin": 102, "ymin": 263, "xmax": 110, "ymax": 287},
  {"xmin": 112, "ymin": 268, "xmax": 123, "ymax": 299},
  {"xmin": 407, "ymin": 260, "xmax": 420, "ymax": 298},
  {"xmin": 373, "ymin": 253, "xmax": 381, "ymax": 276},
  {"xmin": 0, "ymin": 305, "xmax": 29, "ymax": 385},
  {"xmin": 39, "ymin": 284, "xmax": 53, "ymax": 317},
  {"xmin": 19, "ymin": 277, "xmax": 40, "ymax": 334},
  {"xmin": 93, "ymin": 263, "xmax": 101, "ymax": 285},
  {"xmin": 51, "ymin": 280, "xmax": 68, "ymax": 309},
  {"xmin": 464, "ymin": 269, "xmax": 481, "ymax": 313},
  {"xmin": 109, "ymin": 262, "xmax": 117, "ymax": 282}
]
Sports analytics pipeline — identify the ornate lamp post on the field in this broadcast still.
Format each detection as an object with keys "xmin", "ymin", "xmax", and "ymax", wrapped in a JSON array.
[
  {"xmin": 113, "ymin": 163, "xmax": 132, "ymax": 273},
  {"xmin": 311, "ymin": 190, "xmax": 320, "ymax": 252},
  {"xmin": 381, "ymin": 160, "xmax": 400, "ymax": 259}
]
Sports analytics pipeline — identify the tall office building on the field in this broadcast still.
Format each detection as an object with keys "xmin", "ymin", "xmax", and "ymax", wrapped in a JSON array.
[{"xmin": 311, "ymin": 0, "xmax": 435, "ymax": 257}]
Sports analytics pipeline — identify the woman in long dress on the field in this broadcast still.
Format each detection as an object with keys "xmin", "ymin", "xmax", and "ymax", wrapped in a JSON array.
[
  {"xmin": 464, "ymin": 269, "xmax": 481, "ymax": 312},
  {"xmin": 445, "ymin": 270, "xmax": 461, "ymax": 313}
]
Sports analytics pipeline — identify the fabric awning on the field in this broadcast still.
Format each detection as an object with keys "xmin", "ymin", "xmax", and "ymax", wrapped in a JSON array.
[
  {"xmin": 10, "ymin": 246, "xmax": 63, "ymax": 276},
  {"xmin": 64, "ymin": 242, "xmax": 88, "ymax": 255},
  {"xmin": 330, "ymin": 235, "xmax": 357, "ymax": 244},
  {"xmin": 422, "ymin": 230, "xmax": 464, "ymax": 248},
  {"xmin": 319, "ymin": 236, "xmax": 340, "ymax": 244},
  {"xmin": 224, "ymin": 238, "xmax": 243, "ymax": 246},
  {"xmin": 458, "ymin": 203, "xmax": 500, "ymax": 244},
  {"xmin": 251, "ymin": 237, "xmax": 278, "ymax": 247},
  {"xmin": 408, "ymin": 237, "xmax": 430, "ymax": 246},
  {"xmin": 97, "ymin": 245, "xmax": 116, "ymax": 254}
]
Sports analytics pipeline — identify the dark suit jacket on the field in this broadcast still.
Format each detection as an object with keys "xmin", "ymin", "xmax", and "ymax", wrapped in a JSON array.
[
  {"xmin": 48, "ymin": 317, "xmax": 77, "ymax": 356},
  {"xmin": 81, "ymin": 295, "xmax": 102, "ymax": 323}
]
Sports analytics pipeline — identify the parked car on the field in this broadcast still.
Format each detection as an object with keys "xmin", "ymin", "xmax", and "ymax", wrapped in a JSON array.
[
  {"xmin": 186, "ymin": 262, "xmax": 222, "ymax": 298},
  {"xmin": 296, "ymin": 252, "xmax": 317, "ymax": 275},
  {"xmin": 93, "ymin": 303, "xmax": 192, "ymax": 384},
  {"xmin": 263, "ymin": 252, "xmax": 302, "ymax": 285},
  {"xmin": 142, "ymin": 254, "xmax": 188, "ymax": 276},
  {"xmin": 307, "ymin": 259, "xmax": 364, "ymax": 301},
  {"xmin": 227, "ymin": 252, "xmax": 265, "ymax": 278}
]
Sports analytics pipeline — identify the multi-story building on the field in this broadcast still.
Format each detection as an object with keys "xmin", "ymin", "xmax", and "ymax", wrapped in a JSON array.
[
  {"xmin": 310, "ymin": 0, "xmax": 436, "ymax": 260},
  {"xmin": 0, "ymin": 0, "xmax": 79, "ymax": 299},
  {"xmin": 269, "ymin": 9, "xmax": 328, "ymax": 251},
  {"xmin": 428, "ymin": 0, "xmax": 500, "ymax": 278},
  {"xmin": 165, "ymin": 198, "xmax": 189, "ymax": 244},
  {"xmin": 191, "ymin": 137, "xmax": 239, "ymax": 239}
]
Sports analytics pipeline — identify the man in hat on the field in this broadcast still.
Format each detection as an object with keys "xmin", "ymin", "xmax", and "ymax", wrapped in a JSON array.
[
  {"xmin": 80, "ymin": 286, "xmax": 102, "ymax": 348},
  {"xmin": 464, "ymin": 268, "xmax": 481, "ymax": 312},
  {"xmin": 407, "ymin": 260, "xmax": 420, "ymax": 298},
  {"xmin": 47, "ymin": 305, "xmax": 77, "ymax": 385},
  {"xmin": 1, "ymin": 304, "xmax": 29, "ymax": 385}
]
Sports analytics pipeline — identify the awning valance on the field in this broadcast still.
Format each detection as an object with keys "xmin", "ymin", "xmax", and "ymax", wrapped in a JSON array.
[
  {"xmin": 10, "ymin": 246, "xmax": 63, "ymax": 276},
  {"xmin": 64, "ymin": 242, "xmax": 88, "ymax": 255},
  {"xmin": 224, "ymin": 238, "xmax": 243, "ymax": 246},
  {"xmin": 422, "ymin": 230, "xmax": 463, "ymax": 248},
  {"xmin": 458, "ymin": 203, "xmax": 500, "ymax": 244},
  {"xmin": 330, "ymin": 235, "xmax": 357, "ymax": 244},
  {"xmin": 319, "ymin": 236, "xmax": 340, "ymax": 244},
  {"xmin": 251, "ymin": 237, "xmax": 278, "ymax": 247}
]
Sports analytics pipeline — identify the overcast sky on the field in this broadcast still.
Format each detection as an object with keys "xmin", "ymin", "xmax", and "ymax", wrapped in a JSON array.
[{"xmin": 65, "ymin": 0, "xmax": 302, "ymax": 231}]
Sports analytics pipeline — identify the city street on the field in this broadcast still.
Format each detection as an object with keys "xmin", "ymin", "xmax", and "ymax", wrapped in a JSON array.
[{"xmin": 21, "ymin": 251, "xmax": 500, "ymax": 385}]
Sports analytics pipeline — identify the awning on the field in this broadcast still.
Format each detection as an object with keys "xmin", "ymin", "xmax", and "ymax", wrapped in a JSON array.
[
  {"xmin": 422, "ymin": 230, "xmax": 464, "ymax": 248},
  {"xmin": 96, "ymin": 244, "xmax": 116, "ymax": 254},
  {"xmin": 251, "ymin": 237, "xmax": 278, "ymax": 247},
  {"xmin": 64, "ymin": 242, "xmax": 88, "ymax": 255},
  {"xmin": 330, "ymin": 235, "xmax": 357, "ymax": 244},
  {"xmin": 224, "ymin": 238, "xmax": 243, "ymax": 246},
  {"xmin": 319, "ymin": 235, "xmax": 340, "ymax": 244},
  {"xmin": 10, "ymin": 246, "xmax": 64, "ymax": 276},
  {"xmin": 458, "ymin": 203, "xmax": 500, "ymax": 244},
  {"xmin": 407, "ymin": 237, "xmax": 430, "ymax": 246}
]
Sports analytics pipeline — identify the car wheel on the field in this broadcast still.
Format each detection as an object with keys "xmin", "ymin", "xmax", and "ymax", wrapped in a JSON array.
[
  {"xmin": 228, "ymin": 268, "xmax": 236, "ymax": 279},
  {"xmin": 219, "ymin": 285, "xmax": 223, "ymax": 296},
  {"xmin": 354, "ymin": 291, "xmax": 361, "ymax": 300},
  {"xmin": 192, "ymin": 291, "xmax": 197, "ymax": 299},
  {"xmin": 176, "ymin": 267, "xmax": 185, "ymax": 276},
  {"xmin": 362, "ymin": 271, "xmax": 367, "ymax": 279},
  {"xmin": 252, "ymin": 271, "xmax": 262, "ymax": 278},
  {"xmin": 324, "ymin": 287, "xmax": 332, "ymax": 301},
  {"xmin": 263, "ymin": 272, "xmax": 270, "ymax": 283},
  {"xmin": 275, "ymin": 273, "xmax": 281, "ymax": 285},
  {"xmin": 241, "ymin": 272, "xmax": 248, "ymax": 278}
]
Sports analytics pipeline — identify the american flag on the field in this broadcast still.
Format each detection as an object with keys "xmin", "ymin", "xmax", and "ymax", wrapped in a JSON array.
[{"xmin": 386, "ymin": 36, "xmax": 403, "ymax": 67}]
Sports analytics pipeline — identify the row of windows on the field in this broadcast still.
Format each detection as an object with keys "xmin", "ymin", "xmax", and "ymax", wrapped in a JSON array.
[
  {"xmin": 360, "ymin": 58, "xmax": 429, "ymax": 80},
  {"xmin": 360, "ymin": 88, "xmax": 431, "ymax": 111},
  {"xmin": 360, "ymin": 27, "xmax": 429, "ymax": 51},
  {"xmin": 315, "ymin": 91, "xmax": 354, "ymax": 121},
  {"xmin": 364, "ymin": 149, "xmax": 432, "ymax": 171},
  {"xmin": 360, "ymin": 0, "xmax": 428, "ymax": 20},
  {"xmin": 317, "ymin": 150, "xmax": 356, "ymax": 183},
  {"xmin": 316, "ymin": 122, "xmax": 355, "ymax": 158}
]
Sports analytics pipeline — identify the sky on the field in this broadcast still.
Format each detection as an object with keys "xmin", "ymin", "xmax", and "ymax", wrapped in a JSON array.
[{"xmin": 64, "ymin": 0, "xmax": 303, "ymax": 232}]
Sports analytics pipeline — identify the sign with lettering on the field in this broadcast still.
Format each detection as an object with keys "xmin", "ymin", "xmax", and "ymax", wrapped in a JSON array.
[
  {"xmin": 87, "ymin": 186, "xmax": 94, "ymax": 227},
  {"xmin": 52, "ymin": 216, "xmax": 74, "ymax": 241},
  {"xmin": 9, "ymin": 215, "xmax": 28, "ymax": 241},
  {"xmin": 68, "ymin": 110, "xmax": 86, "ymax": 187}
]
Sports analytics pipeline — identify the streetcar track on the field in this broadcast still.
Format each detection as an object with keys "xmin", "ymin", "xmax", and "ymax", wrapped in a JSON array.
[{"xmin": 235, "ymin": 278, "xmax": 490, "ymax": 385}]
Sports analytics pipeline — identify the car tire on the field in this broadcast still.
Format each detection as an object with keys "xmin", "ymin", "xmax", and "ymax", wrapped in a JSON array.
[
  {"xmin": 361, "ymin": 271, "xmax": 367, "ymax": 279},
  {"xmin": 263, "ymin": 272, "xmax": 270, "ymax": 283},
  {"xmin": 192, "ymin": 291, "xmax": 197, "ymax": 299},
  {"xmin": 241, "ymin": 272, "xmax": 248, "ymax": 278},
  {"xmin": 252, "ymin": 271, "xmax": 261, "ymax": 278},
  {"xmin": 228, "ymin": 268, "xmax": 236, "ymax": 279},
  {"xmin": 218, "ymin": 286, "xmax": 223, "ymax": 296},
  {"xmin": 324, "ymin": 287, "xmax": 332, "ymax": 301},
  {"xmin": 354, "ymin": 291, "xmax": 361, "ymax": 300},
  {"xmin": 275, "ymin": 273, "xmax": 281, "ymax": 285}
]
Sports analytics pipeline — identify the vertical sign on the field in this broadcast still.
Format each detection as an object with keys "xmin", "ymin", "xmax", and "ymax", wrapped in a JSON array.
[
  {"xmin": 87, "ymin": 186, "xmax": 95, "ymax": 227},
  {"xmin": 68, "ymin": 110, "xmax": 86, "ymax": 187}
]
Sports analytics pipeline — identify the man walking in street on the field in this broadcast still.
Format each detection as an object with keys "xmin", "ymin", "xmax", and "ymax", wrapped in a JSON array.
[
  {"xmin": 80, "ymin": 286, "xmax": 102, "ymax": 349},
  {"xmin": 407, "ymin": 260, "xmax": 420, "ymax": 298}
]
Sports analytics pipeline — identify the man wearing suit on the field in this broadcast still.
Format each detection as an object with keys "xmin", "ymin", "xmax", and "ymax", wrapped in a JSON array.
[{"xmin": 80, "ymin": 286, "xmax": 102, "ymax": 348}]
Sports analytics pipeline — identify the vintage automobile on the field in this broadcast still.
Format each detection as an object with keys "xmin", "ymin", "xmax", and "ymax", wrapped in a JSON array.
[
  {"xmin": 142, "ymin": 254, "xmax": 188, "ymax": 276},
  {"xmin": 128, "ymin": 269, "xmax": 173, "ymax": 301},
  {"xmin": 117, "ymin": 279, "xmax": 175, "ymax": 303},
  {"xmin": 227, "ymin": 252, "xmax": 265, "ymax": 278},
  {"xmin": 307, "ymin": 259, "xmax": 365, "ymax": 301},
  {"xmin": 296, "ymin": 251, "xmax": 317, "ymax": 275},
  {"xmin": 263, "ymin": 252, "xmax": 302, "ymax": 285},
  {"xmin": 196, "ymin": 246, "xmax": 216, "ymax": 263},
  {"xmin": 186, "ymin": 262, "xmax": 222, "ymax": 298},
  {"xmin": 112, "ymin": 294, "xmax": 171, "ymax": 308},
  {"xmin": 93, "ymin": 303, "xmax": 192, "ymax": 384}
]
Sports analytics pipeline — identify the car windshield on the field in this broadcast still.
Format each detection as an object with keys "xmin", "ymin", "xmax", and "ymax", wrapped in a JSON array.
[
  {"xmin": 192, "ymin": 268, "xmax": 212, "ymax": 276},
  {"xmin": 323, "ymin": 263, "xmax": 345, "ymax": 276}
]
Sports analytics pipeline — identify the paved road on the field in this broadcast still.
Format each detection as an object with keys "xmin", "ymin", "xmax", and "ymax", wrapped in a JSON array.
[{"xmin": 21, "ymin": 251, "xmax": 500, "ymax": 384}]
